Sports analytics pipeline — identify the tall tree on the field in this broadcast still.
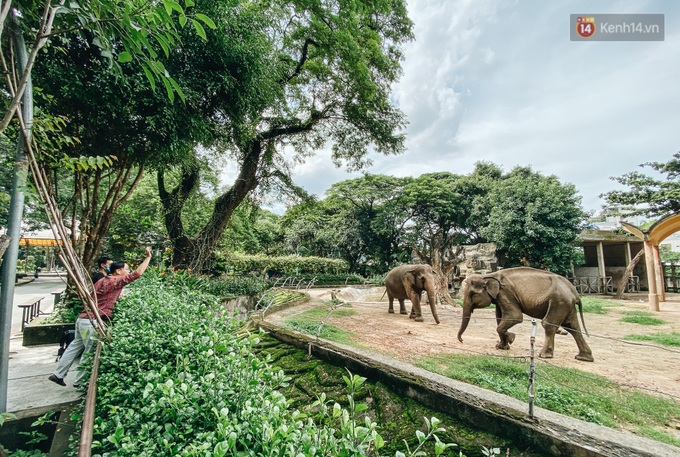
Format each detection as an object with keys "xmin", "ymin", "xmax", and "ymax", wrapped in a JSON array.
[
  {"xmin": 603, "ymin": 152, "xmax": 680, "ymax": 217},
  {"xmin": 325, "ymin": 175, "xmax": 413, "ymax": 272},
  {"xmin": 160, "ymin": 0, "xmax": 414, "ymax": 271},
  {"xmin": 481, "ymin": 166, "xmax": 586, "ymax": 274},
  {"xmin": 28, "ymin": 0, "xmax": 248, "ymax": 268}
]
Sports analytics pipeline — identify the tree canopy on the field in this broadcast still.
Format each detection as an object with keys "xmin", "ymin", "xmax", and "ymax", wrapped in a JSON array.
[
  {"xmin": 603, "ymin": 152, "xmax": 680, "ymax": 217},
  {"xmin": 159, "ymin": 0, "xmax": 415, "ymax": 270},
  {"xmin": 481, "ymin": 166, "xmax": 585, "ymax": 274}
]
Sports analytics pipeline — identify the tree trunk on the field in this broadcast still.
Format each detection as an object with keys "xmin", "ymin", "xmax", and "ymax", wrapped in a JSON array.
[
  {"xmin": 613, "ymin": 249, "xmax": 644, "ymax": 299},
  {"xmin": 0, "ymin": 234, "xmax": 10, "ymax": 259},
  {"xmin": 161, "ymin": 114, "xmax": 322, "ymax": 272}
]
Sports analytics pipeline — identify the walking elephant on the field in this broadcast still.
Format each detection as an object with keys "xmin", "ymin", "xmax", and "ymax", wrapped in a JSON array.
[
  {"xmin": 384, "ymin": 264, "xmax": 440, "ymax": 324},
  {"xmin": 457, "ymin": 267, "xmax": 594, "ymax": 362}
]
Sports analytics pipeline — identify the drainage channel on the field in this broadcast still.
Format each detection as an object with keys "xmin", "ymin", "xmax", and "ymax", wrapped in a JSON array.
[{"xmin": 256, "ymin": 320, "xmax": 680, "ymax": 457}]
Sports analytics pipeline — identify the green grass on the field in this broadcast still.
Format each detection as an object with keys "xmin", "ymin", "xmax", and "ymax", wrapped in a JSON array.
[
  {"xmin": 620, "ymin": 311, "xmax": 666, "ymax": 325},
  {"xmin": 580, "ymin": 296, "xmax": 620, "ymax": 314},
  {"xmin": 623, "ymin": 332, "xmax": 680, "ymax": 347},
  {"xmin": 282, "ymin": 306, "xmax": 357, "ymax": 344},
  {"xmin": 416, "ymin": 354, "xmax": 680, "ymax": 447}
]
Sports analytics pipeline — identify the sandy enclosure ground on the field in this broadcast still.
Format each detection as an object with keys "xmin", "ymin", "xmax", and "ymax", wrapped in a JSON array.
[{"xmin": 264, "ymin": 287, "xmax": 680, "ymax": 401}]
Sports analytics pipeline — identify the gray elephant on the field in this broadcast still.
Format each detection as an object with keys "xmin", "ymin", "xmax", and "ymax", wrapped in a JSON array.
[
  {"xmin": 457, "ymin": 267, "xmax": 593, "ymax": 362},
  {"xmin": 384, "ymin": 264, "xmax": 440, "ymax": 324}
]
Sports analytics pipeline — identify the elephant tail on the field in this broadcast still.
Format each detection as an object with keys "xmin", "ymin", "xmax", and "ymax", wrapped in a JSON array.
[
  {"xmin": 381, "ymin": 288, "xmax": 387, "ymax": 301},
  {"xmin": 576, "ymin": 297, "xmax": 589, "ymax": 337}
]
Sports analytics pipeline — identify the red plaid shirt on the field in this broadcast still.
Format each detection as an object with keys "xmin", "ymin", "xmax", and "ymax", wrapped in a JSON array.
[{"xmin": 80, "ymin": 271, "xmax": 141, "ymax": 320}]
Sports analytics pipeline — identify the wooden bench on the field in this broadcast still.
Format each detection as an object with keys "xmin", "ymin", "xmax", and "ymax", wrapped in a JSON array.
[
  {"xmin": 17, "ymin": 295, "xmax": 46, "ymax": 331},
  {"xmin": 51, "ymin": 289, "xmax": 65, "ymax": 307}
]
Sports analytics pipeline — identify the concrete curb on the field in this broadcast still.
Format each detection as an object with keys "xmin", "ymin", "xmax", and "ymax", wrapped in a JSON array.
[{"xmin": 256, "ymin": 320, "xmax": 680, "ymax": 457}]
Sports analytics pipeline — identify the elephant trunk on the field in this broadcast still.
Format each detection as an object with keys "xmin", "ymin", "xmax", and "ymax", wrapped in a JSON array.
[
  {"xmin": 457, "ymin": 307, "xmax": 472, "ymax": 342},
  {"xmin": 426, "ymin": 285, "xmax": 440, "ymax": 324}
]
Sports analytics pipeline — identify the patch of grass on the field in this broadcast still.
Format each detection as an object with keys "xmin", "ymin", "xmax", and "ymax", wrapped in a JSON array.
[
  {"xmin": 416, "ymin": 354, "xmax": 680, "ymax": 447},
  {"xmin": 282, "ymin": 306, "xmax": 356, "ymax": 343},
  {"xmin": 580, "ymin": 296, "xmax": 620, "ymax": 314},
  {"xmin": 623, "ymin": 332, "xmax": 680, "ymax": 347},
  {"xmin": 620, "ymin": 311, "xmax": 666, "ymax": 325}
]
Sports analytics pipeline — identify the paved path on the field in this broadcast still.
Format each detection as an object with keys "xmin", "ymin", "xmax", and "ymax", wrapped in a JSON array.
[{"xmin": 7, "ymin": 275, "xmax": 82, "ymax": 415}]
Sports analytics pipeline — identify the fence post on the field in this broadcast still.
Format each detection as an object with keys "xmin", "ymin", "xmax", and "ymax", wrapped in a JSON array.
[{"xmin": 528, "ymin": 319, "xmax": 537, "ymax": 418}]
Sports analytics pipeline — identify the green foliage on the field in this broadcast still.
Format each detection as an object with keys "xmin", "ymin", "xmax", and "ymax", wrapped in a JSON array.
[
  {"xmin": 221, "ymin": 252, "xmax": 349, "ymax": 276},
  {"xmin": 623, "ymin": 332, "xmax": 680, "ymax": 347},
  {"xmin": 161, "ymin": 268, "xmax": 272, "ymax": 298},
  {"xmin": 620, "ymin": 311, "xmax": 666, "ymax": 325},
  {"xmin": 160, "ymin": 0, "xmax": 415, "ymax": 269},
  {"xmin": 293, "ymin": 273, "xmax": 368, "ymax": 286},
  {"xmin": 580, "ymin": 296, "xmax": 621, "ymax": 314},
  {"xmin": 481, "ymin": 166, "xmax": 586, "ymax": 274},
  {"xmin": 417, "ymin": 354, "xmax": 680, "ymax": 446},
  {"xmin": 603, "ymin": 152, "xmax": 680, "ymax": 217},
  {"xmin": 87, "ymin": 272, "xmax": 454, "ymax": 455},
  {"xmin": 659, "ymin": 245, "xmax": 680, "ymax": 263}
]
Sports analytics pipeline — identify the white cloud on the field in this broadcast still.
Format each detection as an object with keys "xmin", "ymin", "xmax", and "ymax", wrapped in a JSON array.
[{"xmin": 282, "ymin": 0, "xmax": 680, "ymax": 214}]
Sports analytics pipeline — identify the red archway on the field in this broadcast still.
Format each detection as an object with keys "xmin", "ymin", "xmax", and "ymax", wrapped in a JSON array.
[{"xmin": 621, "ymin": 213, "xmax": 680, "ymax": 311}]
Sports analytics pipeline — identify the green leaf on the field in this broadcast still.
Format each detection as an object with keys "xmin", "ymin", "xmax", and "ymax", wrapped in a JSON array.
[
  {"xmin": 168, "ymin": 77, "xmax": 185, "ymax": 103},
  {"xmin": 155, "ymin": 34, "xmax": 170, "ymax": 58},
  {"xmin": 117, "ymin": 51, "xmax": 133, "ymax": 63},
  {"xmin": 141, "ymin": 65, "xmax": 156, "ymax": 92},
  {"xmin": 194, "ymin": 13, "xmax": 216, "ymax": 29},
  {"xmin": 179, "ymin": 14, "xmax": 187, "ymax": 27},
  {"xmin": 191, "ymin": 19, "xmax": 206, "ymax": 40},
  {"xmin": 163, "ymin": 0, "xmax": 183, "ymax": 15},
  {"xmin": 162, "ymin": 76, "xmax": 175, "ymax": 103}
]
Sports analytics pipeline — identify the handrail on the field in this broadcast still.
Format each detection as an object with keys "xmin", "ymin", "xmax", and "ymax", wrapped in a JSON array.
[{"xmin": 78, "ymin": 341, "xmax": 102, "ymax": 457}]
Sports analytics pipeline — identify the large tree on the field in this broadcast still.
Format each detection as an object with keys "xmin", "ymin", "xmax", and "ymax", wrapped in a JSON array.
[
  {"xmin": 29, "ymin": 0, "xmax": 263, "ymax": 268},
  {"xmin": 603, "ymin": 152, "xmax": 680, "ymax": 217},
  {"xmin": 160, "ymin": 0, "xmax": 414, "ymax": 271},
  {"xmin": 481, "ymin": 166, "xmax": 586, "ymax": 274}
]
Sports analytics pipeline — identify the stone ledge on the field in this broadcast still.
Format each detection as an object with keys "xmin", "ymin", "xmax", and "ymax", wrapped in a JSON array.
[
  {"xmin": 257, "ymin": 321, "xmax": 680, "ymax": 457},
  {"xmin": 22, "ymin": 322, "xmax": 75, "ymax": 346}
]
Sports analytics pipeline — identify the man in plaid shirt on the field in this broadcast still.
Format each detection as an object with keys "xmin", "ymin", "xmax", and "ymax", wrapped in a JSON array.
[{"xmin": 48, "ymin": 247, "xmax": 152, "ymax": 387}]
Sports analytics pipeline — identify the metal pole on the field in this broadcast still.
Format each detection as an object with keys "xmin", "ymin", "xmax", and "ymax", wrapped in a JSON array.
[
  {"xmin": 0, "ymin": 10, "xmax": 33, "ymax": 413},
  {"xmin": 528, "ymin": 319, "xmax": 537, "ymax": 418}
]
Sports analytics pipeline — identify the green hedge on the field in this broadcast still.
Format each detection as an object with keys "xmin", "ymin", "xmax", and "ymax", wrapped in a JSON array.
[
  {"xmin": 219, "ymin": 253, "xmax": 349, "ymax": 275},
  {"xmin": 83, "ymin": 272, "xmax": 396, "ymax": 456}
]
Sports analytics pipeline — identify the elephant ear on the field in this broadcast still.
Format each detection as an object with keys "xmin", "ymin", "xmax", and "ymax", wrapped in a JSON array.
[{"xmin": 484, "ymin": 277, "xmax": 501, "ymax": 299}]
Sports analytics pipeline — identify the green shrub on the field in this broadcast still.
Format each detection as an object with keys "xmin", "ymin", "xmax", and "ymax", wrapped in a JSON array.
[
  {"xmin": 85, "ymin": 272, "xmax": 454, "ymax": 456},
  {"xmin": 218, "ymin": 252, "xmax": 349, "ymax": 275},
  {"xmin": 161, "ymin": 268, "xmax": 272, "ymax": 298}
]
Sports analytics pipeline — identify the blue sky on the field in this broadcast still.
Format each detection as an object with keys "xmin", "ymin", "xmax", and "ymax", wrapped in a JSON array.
[{"xmin": 287, "ymin": 0, "xmax": 680, "ymax": 214}]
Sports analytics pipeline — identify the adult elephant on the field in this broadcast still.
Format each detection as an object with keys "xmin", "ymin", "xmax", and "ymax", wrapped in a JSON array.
[
  {"xmin": 384, "ymin": 264, "xmax": 440, "ymax": 324},
  {"xmin": 457, "ymin": 267, "xmax": 594, "ymax": 362}
]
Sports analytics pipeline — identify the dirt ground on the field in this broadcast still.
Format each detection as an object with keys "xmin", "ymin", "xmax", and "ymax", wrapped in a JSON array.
[{"xmin": 264, "ymin": 287, "xmax": 680, "ymax": 401}]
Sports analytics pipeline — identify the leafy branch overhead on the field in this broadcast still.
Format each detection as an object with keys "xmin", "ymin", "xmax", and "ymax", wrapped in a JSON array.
[
  {"xmin": 603, "ymin": 152, "xmax": 680, "ymax": 217},
  {"xmin": 1, "ymin": 0, "xmax": 215, "ymax": 135}
]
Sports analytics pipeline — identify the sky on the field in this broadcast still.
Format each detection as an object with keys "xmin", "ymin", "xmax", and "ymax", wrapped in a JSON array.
[{"xmin": 285, "ymin": 0, "xmax": 680, "ymax": 215}]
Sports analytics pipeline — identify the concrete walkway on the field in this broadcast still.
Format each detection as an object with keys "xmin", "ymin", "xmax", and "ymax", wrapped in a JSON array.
[{"xmin": 6, "ymin": 275, "xmax": 82, "ymax": 416}]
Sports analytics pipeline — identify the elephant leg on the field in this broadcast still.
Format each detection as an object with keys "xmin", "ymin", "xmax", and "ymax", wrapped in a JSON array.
[
  {"xmin": 399, "ymin": 299, "xmax": 408, "ymax": 315},
  {"xmin": 388, "ymin": 296, "xmax": 395, "ymax": 314},
  {"xmin": 562, "ymin": 313, "xmax": 595, "ymax": 362},
  {"xmin": 409, "ymin": 291, "xmax": 424, "ymax": 322},
  {"xmin": 496, "ymin": 306, "xmax": 521, "ymax": 350},
  {"xmin": 539, "ymin": 321, "xmax": 558, "ymax": 358}
]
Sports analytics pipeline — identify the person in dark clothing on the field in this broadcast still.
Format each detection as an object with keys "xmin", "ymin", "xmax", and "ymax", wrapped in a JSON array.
[{"xmin": 92, "ymin": 256, "xmax": 112, "ymax": 284}]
